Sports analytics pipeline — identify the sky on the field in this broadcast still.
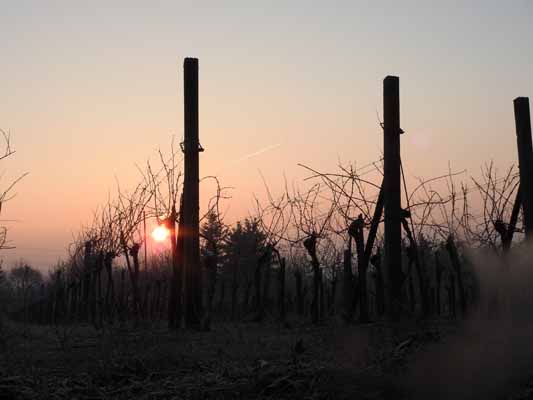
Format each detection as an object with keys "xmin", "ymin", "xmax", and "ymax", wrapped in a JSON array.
[{"xmin": 1, "ymin": 1, "xmax": 533, "ymax": 269}]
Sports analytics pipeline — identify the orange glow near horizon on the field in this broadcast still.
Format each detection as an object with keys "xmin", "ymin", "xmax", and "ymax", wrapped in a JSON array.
[{"xmin": 152, "ymin": 226, "xmax": 170, "ymax": 242}]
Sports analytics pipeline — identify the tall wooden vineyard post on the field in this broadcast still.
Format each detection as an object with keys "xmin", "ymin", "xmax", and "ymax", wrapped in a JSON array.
[
  {"xmin": 514, "ymin": 97, "xmax": 533, "ymax": 238},
  {"xmin": 383, "ymin": 76, "xmax": 402, "ymax": 319},
  {"xmin": 182, "ymin": 58, "xmax": 203, "ymax": 327}
]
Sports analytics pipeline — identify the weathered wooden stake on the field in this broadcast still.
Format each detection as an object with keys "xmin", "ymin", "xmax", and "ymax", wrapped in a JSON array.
[
  {"xmin": 503, "ymin": 186, "xmax": 522, "ymax": 252},
  {"xmin": 350, "ymin": 215, "xmax": 368, "ymax": 322},
  {"xmin": 231, "ymin": 264, "xmax": 238, "ymax": 320},
  {"xmin": 435, "ymin": 252, "xmax": 443, "ymax": 315},
  {"xmin": 278, "ymin": 257, "xmax": 286, "ymax": 322},
  {"xmin": 383, "ymin": 76, "xmax": 402, "ymax": 318},
  {"xmin": 104, "ymin": 252, "xmax": 115, "ymax": 322},
  {"xmin": 294, "ymin": 269, "xmax": 304, "ymax": 316},
  {"xmin": 342, "ymin": 245, "xmax": 354, "ymax": 321},
  {"xmin": 182, "ymin": 57, "xmax": 203, "ymax": 327},
  {"xmin": 82, "ymin": 241, "xmax": 92, "ymax": 321},
  {"xmin": 304, "ymin": 233, "xmax": 321, "ymax": 324},
  {"xmin": 370, "ymin": 248, "xmax": 385, "ymax": 316},
  {"xmin": 514, "ymin": 97, "xmax": 533, "ymax": 238},
  {"xmin": 446, "ymin": 236, "xmax": 466, "ymax": 315},
  {"xmin": 217, "ymin": 280, "xmax": 225, "ymax": 313}
]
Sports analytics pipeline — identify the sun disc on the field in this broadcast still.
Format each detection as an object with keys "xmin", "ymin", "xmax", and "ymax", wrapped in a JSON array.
[{"xmin": 152, "ymin": 226, "xmax": 170, "ymax": 242}]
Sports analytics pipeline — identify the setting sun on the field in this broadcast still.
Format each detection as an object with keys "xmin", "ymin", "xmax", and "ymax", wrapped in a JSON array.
[{"xmin": 152, "ymin": 226, "xmax": 170, "ymax": 242}]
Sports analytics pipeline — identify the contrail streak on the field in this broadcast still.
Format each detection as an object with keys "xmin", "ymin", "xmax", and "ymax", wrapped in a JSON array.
[{"xmin": 232, "ymin": 143, "xmax": 281, "ymax": 163}]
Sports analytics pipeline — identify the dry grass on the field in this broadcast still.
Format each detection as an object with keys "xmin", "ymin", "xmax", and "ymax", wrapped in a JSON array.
[{"xmin": 0, "ymin": 317, "xmax": 498, "ymax": 400}]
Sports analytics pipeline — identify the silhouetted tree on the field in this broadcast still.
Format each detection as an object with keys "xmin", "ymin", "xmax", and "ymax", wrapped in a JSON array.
[
  {"xmin": 200, "ymin": 209, "xmax": 228, "ymax": 328},
  {"xmin": 223, "ymin": 219, "xmax": 268, "ymax": 320},
  {"xmin": 8, "ymin": 261, "xmax": 42, "ymax": 327}
]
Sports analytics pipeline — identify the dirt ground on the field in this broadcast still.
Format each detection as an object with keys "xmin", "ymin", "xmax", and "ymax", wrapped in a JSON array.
[{"xmin": 0, "ymin": 317, "xmax": 531, "ymax": 399}]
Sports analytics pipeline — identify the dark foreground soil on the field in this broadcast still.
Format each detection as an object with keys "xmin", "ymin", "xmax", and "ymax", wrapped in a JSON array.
[{"xmin": 0, "ymin": 318, "xmax": 532, "ymax": 400}]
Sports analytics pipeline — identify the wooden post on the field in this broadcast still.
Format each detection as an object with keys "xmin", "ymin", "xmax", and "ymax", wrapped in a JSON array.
[
  {"xmin": 514, "ymin": 97, "xmax": 533, "ymax": 238},
  {"xmin": 217, "ymin": 280, "xmax": 225, "ymax": 313},
  {"xmin": 53, "ymin": 270, "xmax": 63, "ymax": 324},
  {"xmin": 370, "ymin": 248, "xmax": 385, "ymax": 316},
  {"xmin": 402, "ymin": 218, "xmax": 429, "ymax": 317},
  {"xmin": 363, "ymin": 179, "xmax": 384, "ymax": 263},
  {"xmin": 365, "ymin": 181, "xmax": 385, "ymax": 318},
  {"xmin": 96, "ymin": 262, "xmax": 102, "ymax": 326},
  {"xmin": 278, "ymin": 257, "xmax": 286, "ymax": 322},
  {"xmin": 82, "ymin": 241, "xmax": 92, "ymax": 321},
  {"xmin": 231, "ymin": 263, "xmax": 238, "ymax": 320},
  {"xmin": 435, "ymin": 252, "xmax": 442, "ymax": 316},
  {"xmin": 383, "ymin": 76, "xmax": 402, "ymax": 318},
  {"xmin": 160, "ymin": 281, "xmax": 167, "ymax": 320},
  {"xmin": 143, "ymin": 211, "xmax": 148, "ymax": 271},
  {"xmin": 129, "ymin": 244, "xmax": 142, "ymax": 323},
  {"xmin": 254, "ymin": 257, "xmax": 262, "ymax": 316},
  {"xmin": 182, "ymin": 57, "xmax": 203, "ymax": 327},
  {"xmin": 505, "ymin": 186, "xmax": 522, "ymax": 252},
  {"xmin": 154, "ymin": 280, "xmax": 161, "ymax": 320},
  {"xmin": 304, "ymin": 234, "xmax": 321, "ymax": 324},
  {"xmin": 262, "ymin": 262, "xmax": 271, "ymax": 318},
  {"xmin": 119, "ymin": 269, "xmax": 125, "ymax": 320},
  {"xmin": 342, "ymin": 245, "xmax": 354, "ymax": 321},
  {"xmin": 104, "ymin": 252, "xmax": 115, "ymax": 322},
  {"xmin": 294, "ymin": 269, "xmax": 304, "ymax": 316},
  {"xmin": 168, "ymin": 205, "xmax": 179, "ymax": 329},
  {"xmin": 143, "ymin": 282, "xmax": 151, "ymax": 320},
  {"xmin": 446, "ymin": 236, "xmax": 466, "ymax": 315},
  {"xmin": 447, "ymin": 272, "xmax": 456, "ymax": 317},
  {"xmin": 318, "ymin": 268, "xmax": 325, "ymax": 322},
  {"xmin": 350, "ymin": 215, "xmax": 369, "ymax": 323},
  {"xmin": 203, "ymin": 248, "xmax": 217, "ymax": 329}
]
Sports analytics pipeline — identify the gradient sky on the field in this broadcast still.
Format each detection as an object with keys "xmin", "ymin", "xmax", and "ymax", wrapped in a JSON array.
[{"xmin": 1, "ymin": 1, "xmax": 533, "ymax": 269}]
